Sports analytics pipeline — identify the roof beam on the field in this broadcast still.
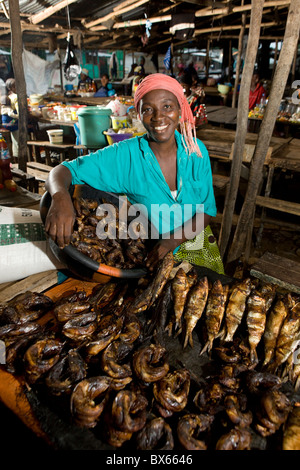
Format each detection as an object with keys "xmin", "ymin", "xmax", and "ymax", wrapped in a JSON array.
[
  {"xmin": 83, "ymin": 0, "xmax": 150, "ymax": 29},
  {"xmin": 29, "ymin": 0, "xmax": 79, "ymax": 25}
]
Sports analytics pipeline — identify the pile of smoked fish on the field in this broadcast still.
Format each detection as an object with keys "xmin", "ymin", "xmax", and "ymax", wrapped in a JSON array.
[
  {"xmin": 69, "ymin": 197, "xmax": 148, "ymax": 269},
  {"xmin": 1, "ymin": 251, "xmax": 300, "ymax": 450}
]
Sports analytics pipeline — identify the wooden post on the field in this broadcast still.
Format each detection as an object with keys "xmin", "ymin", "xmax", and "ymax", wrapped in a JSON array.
[
  {"xmin": 219, "ymin": 0, "xmax": 264, "ymax": 259},
  {"xmin": 232, "ymin": 6, "xmax": 246, "ymax": 109},
  {"xmin": 291, "ymin": 39, "xmax": 298, "ymax": 84},
  {"xmin": 228, "ymin": 39, "xmax": 232, "ymax": 83},
  {"xmin": 226, "ymin": 0, "xmax": 300, "ymax": 264},
  {"xmin": 8, "ymin": 0, "xmax": 28, "ymax": 172},
  {"xmin": 205, "ymin": 39, "xmax": 210, "ymax": 82},
  {"xmin": 271, "ymin": 39, "xmax": 279, "ymax": 79}
]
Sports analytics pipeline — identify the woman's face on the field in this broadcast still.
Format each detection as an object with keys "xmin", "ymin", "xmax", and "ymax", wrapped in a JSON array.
[{"xmin": 139, "ymin": 89, "xmax": 180, "ymax": 144}]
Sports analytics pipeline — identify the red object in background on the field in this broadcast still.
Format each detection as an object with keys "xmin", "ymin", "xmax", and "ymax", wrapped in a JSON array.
[
  {"xmin": 249, "ymin": 84, "xmax": 265, "ymax": 110},
  {"xmin": 0, "ymin": 132, "xmax": 12, "ymax": 181}
]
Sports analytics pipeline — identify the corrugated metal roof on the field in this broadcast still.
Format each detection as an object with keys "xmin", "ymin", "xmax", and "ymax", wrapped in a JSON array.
[{"xmin": 0, "ymin": 1, "xmax": 292, "ymax": 53}]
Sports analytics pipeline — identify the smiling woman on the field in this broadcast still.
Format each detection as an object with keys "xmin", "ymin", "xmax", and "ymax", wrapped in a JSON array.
[{"xmin": 44, "ymin": 73, "xmax": 224, "ymax": 274}]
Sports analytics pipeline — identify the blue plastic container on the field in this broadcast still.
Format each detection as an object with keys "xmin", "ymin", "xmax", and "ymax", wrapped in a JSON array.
[{"xmin": 77, "ymin": 106, "xmax": 112, "ymax": 149}]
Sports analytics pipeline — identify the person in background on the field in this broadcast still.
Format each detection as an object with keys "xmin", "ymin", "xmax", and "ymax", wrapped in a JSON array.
[
  {"xmin": 78, "ymin": 68, "xmax": 92, "ymax": 91},
  {"xmin": 178, "ymin": 73, "xmax": 207, "ymax": 128},
  {"xmin": 127, "ymin": 63, "xmax": 138, "ymax": 78},
  {"xmin": 131, "ymin": 66, "xmax": 145, "ymax": 96},
  {"xmin": 94, "ymin": 74, "xmax": 116, "ymax": 97},
  {"xmin": 44, "ymin": 73, "xmax": 224, "ymax": 275},
  {"xmin": 138, "ymin": 56, "xmax": 145, "ymax": 75},
  {"xmin": 249, "ymin": 71, "xmax": 265, "ymax": 110},
  {"xmin": 1, "ymin": 93, "xmax": 18, "ymax": 157},
  {"xmin": 1, "ymin": 78, "xmax": 20, "ymax": 157},
  {"xmin": 184, "ymin": 62, "xmax": 198, "ymax": 87},
  {"xmin": 1, "ymin": 78, "xmax": 37, "ymax": 158}
]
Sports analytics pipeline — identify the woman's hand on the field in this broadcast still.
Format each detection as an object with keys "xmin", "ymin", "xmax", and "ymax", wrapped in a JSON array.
[
  {"xmin": 145, "ymin": 239, "xmax": 178, "ymax": 271},
  {"xmin": 45, "ymin": 191, "xmax": 75, "ymax": 249}
]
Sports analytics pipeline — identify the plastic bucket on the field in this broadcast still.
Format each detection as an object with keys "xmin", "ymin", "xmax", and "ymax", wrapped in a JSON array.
[
  {"xmin": 103, "ymin": 131, "xmax": 133, "ymax": 145},
  {"xmin": 77, "ymin": 106, "xmax": 112, "ymax": 149},
  {"xmin": 47, "ymin": 129, "xmax": 63, "ymax": 144},
  {"xmin": 111, "ymin": 115, "xmax": 128, "ymax": 130}
]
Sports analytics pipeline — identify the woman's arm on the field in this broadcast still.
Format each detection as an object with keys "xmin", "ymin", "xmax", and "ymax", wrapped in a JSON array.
[
  {"xmin": 44, "ymin": 164, "xmax": 75, "ymax": 248},
  {"xmin": 145, "ymin": 212, "xmax": 211, "ymax": 270}
]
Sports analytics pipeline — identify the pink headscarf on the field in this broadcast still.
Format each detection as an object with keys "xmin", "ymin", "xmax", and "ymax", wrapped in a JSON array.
[{"xmin": 134, "ymin": 73, "xmax": 202, "ymax": 157}]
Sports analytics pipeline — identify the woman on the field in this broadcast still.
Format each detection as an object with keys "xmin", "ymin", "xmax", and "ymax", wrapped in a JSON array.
[
  {"xmin": 94, "ymin": 74, "xmax": 116, "ymax": 97},
  {"xmin": 1, "ymin": 79, "xmax": 19, "ymax": 156},
  {"xmin": 178, "ymin": 73, "xmax": 207, "ymax": 128},
  {"xmin": 249, "ymin": 71, "xmax": 265, "ymax": 111},
  {"xmin": 44, "ymin": 73, "xmax": 224, "ymax": 274}
]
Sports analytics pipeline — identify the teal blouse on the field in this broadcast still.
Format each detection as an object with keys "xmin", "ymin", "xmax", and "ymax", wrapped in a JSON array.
[{"xmin": 62, "ymin": 130, "xmax": 216, "ymax": 237}]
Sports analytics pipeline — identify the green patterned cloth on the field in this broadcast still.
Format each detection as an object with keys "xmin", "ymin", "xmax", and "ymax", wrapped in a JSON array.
[{"xmin": 173, "ymin": 225, "xmax": 224, "ymax": 274}]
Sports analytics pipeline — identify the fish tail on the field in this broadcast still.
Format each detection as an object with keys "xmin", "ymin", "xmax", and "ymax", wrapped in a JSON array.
[
  {"xmin": 183, "ymin": 331, "xmax": 191, "ymax": 349},
  {"xmin": 199, "ymin": 340, "xmax": 210, "ymax": 356},
  {"xmin": 165, "ymin": 322, "xmax": 173, "ymax": 336},
  {"xmin": 224, "ymin": 331, "xmax": 233, "ymax": 342},
  {"xmin": 218, "ymin": 327, "xmax": 227, "ymax": 341},
  {"xmin": 174, "ymin": 327, "xmax": 182, "ymax": 338},
  {"xmin": 250, "ymin": 348, "xmax": 258, "ymax": 364}
]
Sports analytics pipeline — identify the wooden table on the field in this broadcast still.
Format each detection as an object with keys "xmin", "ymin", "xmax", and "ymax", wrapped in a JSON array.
[
  {"xmin": 205, "ymin": 106, "xmax": 237, "ymax": 126},
  {"xmin": 196, "ymin": 127, "xmax": 292, "ymax": 163},
  {"xmin": 0, "ymin": 184, "xmax": 41, "ymax": 208}
]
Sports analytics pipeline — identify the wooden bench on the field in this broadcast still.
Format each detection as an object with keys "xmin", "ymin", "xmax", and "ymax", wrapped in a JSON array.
[
  {"xmin": 11, "ymin": 167, "xmax": 39, "ymax": 193},
  {"xmin": 256, "ymin": 195, "xmax": 300, "ymax": 217},
  {"xmin": 250, "ymin": 251, "xmax": 300, "ymax": 294},
  {"xmin": 11, "ymin": 162, "xmax": 53, "ymax": 191},
  {"xmin": 25, "ymin": 161, "xmax": 53, "ymax": 183},
  {"xmin": 213, "ymin": 173, "xmax": 230, "ymax": 191}
]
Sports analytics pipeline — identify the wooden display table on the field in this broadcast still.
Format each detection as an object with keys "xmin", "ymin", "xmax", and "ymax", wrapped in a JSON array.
[
  {"xmin": 0, "ymin": 184, "xmax": 41, "ymax": 208},
  {"xmin": 250, "ymin": 251, "xmax": 300, "ymax": 294}
]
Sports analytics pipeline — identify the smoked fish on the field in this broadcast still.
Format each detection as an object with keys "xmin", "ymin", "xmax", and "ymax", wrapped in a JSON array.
[
  {"xmin": 223, "ymin": 278, "xmax": 252, "ymax": 342},
  {"xmin": 200, "ymin": 281, "xmax": 229, "ymax": 355},
  {"xmin": 183, "ymin": 277, "xmax": 209, "ymax": 348}
]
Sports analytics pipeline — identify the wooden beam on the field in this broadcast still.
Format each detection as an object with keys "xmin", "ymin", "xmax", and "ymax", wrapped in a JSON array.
[
  {"xmin": 227, "ymin": 0, "xmax": 300, "ymax": 264},
  {"xmin": 29, "ymin": 0, "xmax": 79, "ymax": 25},
  {"xmin": 218, "ymin": 0, "xmax": 265, "ymax": 260},
  {"xmin": 8, "ymin": 0, "xmax": 28, "ymax": 172},
  {"xmin": 0, "ymin": 0, "xmax": 9, "ymax": 19},
  {"xmin": 232, "ymin": 3, "xmax": 246, "ymax": 108},
  {"xmin": 83, "ymin": 0, "xmax": 150, "ymax": 29},
  {"xmin": 194, "ymin": 0, "xmax": 290, "ymax": 17}
]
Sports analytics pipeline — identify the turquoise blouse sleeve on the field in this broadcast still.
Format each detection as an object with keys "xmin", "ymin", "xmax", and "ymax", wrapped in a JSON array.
[{"xmin": 61, "ymin": 142, "xmax": 130, "ymax": 194}]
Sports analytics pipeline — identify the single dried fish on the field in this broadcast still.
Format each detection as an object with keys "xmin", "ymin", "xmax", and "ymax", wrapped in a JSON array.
[
  {"xmin": 282, "ymin": 404, "xmax": 300, "ymax": 450},
  {"xmin": 183, "ymin": 277, "xmax": 209, "ymax": 348},
  {"xmin": 263, "ymin": 294, "xmax": 293, "ymax": 368},
  {"xmin": 271, "ymin": 300, "xmax": 300, "ymax": 372},
  {"xmin": 128, "ymin": 251, "xmax": 174, "ymax": 314},
  {"xmin": 246, "ymin": 287, "xmax": 267, "ymax": 364},
  {"xmin": 200, "ymin": 281, "xmax": 229, "ymax": 355},
  {"xmin": 171, "ymin": 268, "xmax": 190, "ymax": 331},
  {"xmin": 223, "ymin": 278, "xmax": 252, "ymax": 342}
]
